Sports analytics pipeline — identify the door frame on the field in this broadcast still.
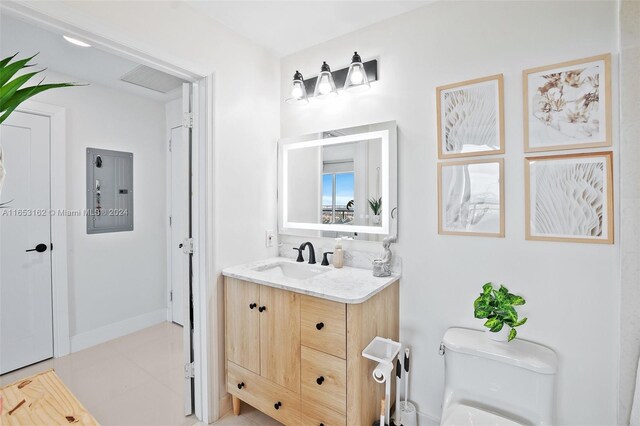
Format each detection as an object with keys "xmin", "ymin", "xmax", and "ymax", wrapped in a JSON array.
[
  {"xmin": 14, "ymin": 101, "xmax": 69, "ymax": 358},
  {"xmin": 1, "ymin": 2, "xmax": 217, "ymax": 422}
]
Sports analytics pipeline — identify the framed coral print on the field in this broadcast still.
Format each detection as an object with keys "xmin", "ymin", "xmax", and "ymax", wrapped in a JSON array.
[
  {"xmin": 438, "ymin": 158, "xmax": 504, "ymax": 237},
  {"xmin": 525, "ymin": 152, "xmax": 614, "ymax": 244},
  {"xmin": 523, "ymin": 54, "xmax": 612, "ymax": 152},
  {"xmin": 437, "ymin": 74, "xmax": 505, "ymax": 159}
]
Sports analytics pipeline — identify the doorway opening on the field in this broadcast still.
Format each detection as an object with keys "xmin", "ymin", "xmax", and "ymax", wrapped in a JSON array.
[{"xmin": 0, "ymin": 9, "xmax": 211, "ymax": 423}]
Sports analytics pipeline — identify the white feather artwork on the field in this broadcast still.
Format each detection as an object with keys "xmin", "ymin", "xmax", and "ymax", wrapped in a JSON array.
[
  {"xmin": 437, "ymin": 75, "xmax": 502, "ymax": 158},
  {"xmin": 443, "ymin": 84, "xmax": 497, "ymax": 153},
  {"xmin": 439, "ymin": 160, "xmax": 503, "ymax": 236},
  {"xmin": 527, "ymin": 153, "xmax": 613, "ymax": 243},
  {"xmin": 533, "ymin": 161, "xmax": 604, "ymax": 237}
]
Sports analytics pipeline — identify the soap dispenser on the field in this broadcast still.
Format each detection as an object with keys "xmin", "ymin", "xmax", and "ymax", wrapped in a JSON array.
[{"xmin": 333, "ymin": 238, "xmax": 344, "ymax": 269}]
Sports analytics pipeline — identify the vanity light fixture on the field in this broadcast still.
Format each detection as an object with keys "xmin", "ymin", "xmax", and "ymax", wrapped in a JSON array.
[
  {"xmin": 343, "ymin": 52, "xmax": 370, "ymax": 92},
  {"xmin": 313, "ymin": 61, "xmax": 338, "ymax": 99},
  {"xmin": 62, "ymin": 35, "xmax": 92, "ymax": 48},
  {"xmin": 285, "ymin": 70, "xmax": 309, "ymax": 105},
  {"xmin": 284, "ymin": 53, "xmax": 378, "ymax": 105}
]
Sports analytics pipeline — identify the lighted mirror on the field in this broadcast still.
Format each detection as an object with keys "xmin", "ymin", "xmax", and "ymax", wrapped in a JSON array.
[{"xmin": 278, "ymin": 121, "xmax": 397, "ymax": 240}]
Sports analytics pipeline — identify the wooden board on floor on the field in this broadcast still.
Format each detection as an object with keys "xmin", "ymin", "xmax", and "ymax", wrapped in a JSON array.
[{"xmin": 0, "ymin": 369, "xmax": 99, "ymax": 425}]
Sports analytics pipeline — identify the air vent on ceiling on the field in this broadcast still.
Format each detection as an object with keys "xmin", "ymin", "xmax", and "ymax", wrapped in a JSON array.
[{"xmin": 120, "ymin": 65, "xmax": 186, "ymax": 94}]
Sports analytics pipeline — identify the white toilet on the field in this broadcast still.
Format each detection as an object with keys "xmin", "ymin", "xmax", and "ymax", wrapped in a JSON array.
[{"xmin": 440, "ymin": 327, "xmax": 558, "ymax": 425}]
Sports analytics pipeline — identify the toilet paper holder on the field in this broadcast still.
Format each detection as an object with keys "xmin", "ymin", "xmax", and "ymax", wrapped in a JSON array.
[{"xmin": 362, "ymin": 337, "xmax": 401, "ymax": 425}]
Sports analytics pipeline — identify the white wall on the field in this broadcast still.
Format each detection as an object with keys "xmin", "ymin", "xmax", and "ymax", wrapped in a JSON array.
[
  {"xmin": 618, "ymin": 1, "xmax": 640, "ymax": 423},
  {"xmin": 25, "ymin": 70, "xmax": 168, "ymax": 349},
  {"xmin": 281, "ymin": 2, "xmax": 619, "ymax": 424},
  {"xmin": 10, "ymin": 1, "xmax": 281, "ymax": 420}
]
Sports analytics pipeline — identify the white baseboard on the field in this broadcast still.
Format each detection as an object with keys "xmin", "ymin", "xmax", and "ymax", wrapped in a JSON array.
[
  {"xmin": 70, "ymin": 308, "xmax": 167, "ymax": 353},
  {"xmin": 418, "ymin": 409, "xmax": 441, "ymax": 425}
]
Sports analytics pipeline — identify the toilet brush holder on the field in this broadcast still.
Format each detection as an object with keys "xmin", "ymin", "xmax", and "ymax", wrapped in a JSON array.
[{"xmin": 397, "ymin": 401, "xmax": 417, "ymax": 426}]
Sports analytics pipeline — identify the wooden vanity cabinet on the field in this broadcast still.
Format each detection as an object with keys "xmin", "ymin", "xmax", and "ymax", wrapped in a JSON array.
[{"xmin": 225, "ymin": 277, "xmax": 399, "ymax": 426}]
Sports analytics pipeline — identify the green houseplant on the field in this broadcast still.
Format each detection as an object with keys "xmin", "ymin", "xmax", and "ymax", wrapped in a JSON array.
[
  {"xmin": 473, "ymin": 282, "xmax": 527, "ymax": 342},
  {"xmin": 368, "ymin": 197, "xmax": 382, "ymax": 224},
  {"xmin": 0, "ymin": 53, "xmax": 77, "ymax": 199}
]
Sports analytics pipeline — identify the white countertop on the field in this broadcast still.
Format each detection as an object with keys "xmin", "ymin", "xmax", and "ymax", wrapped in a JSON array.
[{"xmin": 222, "ymin": 257, "xmax": 400, "ymax": 304}]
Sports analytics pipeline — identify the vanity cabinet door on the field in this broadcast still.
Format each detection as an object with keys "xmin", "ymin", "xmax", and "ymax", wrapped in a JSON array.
[
  {"xmin": 226, "ymin": 278, "xmax": 261, "ymax": 374},
  {"xmin": 259, "ymin": 286, "xmax": 301, "ymax": 393}
]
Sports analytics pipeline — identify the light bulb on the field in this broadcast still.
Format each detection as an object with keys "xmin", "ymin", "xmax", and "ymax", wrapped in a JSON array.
[
  {"xmin": 318, "ymin": 75, "xmax": 332, "ymax": 95},
  {"xmin": 350, "ymin": 67, "xmax": 364, "ymax": 85},
  {"xmin": 291, "ymin": 84, "xmax": 303, "ymax": 99}
]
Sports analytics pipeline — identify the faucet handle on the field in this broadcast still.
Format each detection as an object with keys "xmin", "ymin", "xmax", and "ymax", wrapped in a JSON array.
[
  {"xmin": 321, "ymin": 252, "xmax": 333, "ymax": 266},
  {"xmin": 293, "ymin": 247, "xmax": 304, "ymax": 262}
]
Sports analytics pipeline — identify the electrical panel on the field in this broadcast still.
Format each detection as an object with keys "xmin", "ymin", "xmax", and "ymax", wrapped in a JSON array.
[{"xmin": 86, "ymin": 148, "xmax": 134, "ymax": 234}]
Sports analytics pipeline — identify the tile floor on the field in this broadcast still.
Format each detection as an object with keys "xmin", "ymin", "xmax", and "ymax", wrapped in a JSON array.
[{"xmin": 1, "ymin": 321, "xmax": 281, "ymax": 426}]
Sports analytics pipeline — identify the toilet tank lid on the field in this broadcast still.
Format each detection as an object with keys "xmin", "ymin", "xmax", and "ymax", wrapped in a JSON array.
[{"xmin": 442, "ymin": 328, "xmax": 557, "ymax": 374}]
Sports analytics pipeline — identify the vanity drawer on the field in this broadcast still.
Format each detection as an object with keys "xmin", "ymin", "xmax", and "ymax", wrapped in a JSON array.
[
  {"xmin": 227, "ymin": 361, "xmax": 301, "ymax": 426},
  {"xmin": 301, "ymin": 402, "xmax": 346, "ymax": 426},
  {"xmin": 301, "ymin": 346, "xmax": 346, "ymax": 415},
  {"xmin": 301, "ymin": 295, "xmax": 346, "ymax": 359}
]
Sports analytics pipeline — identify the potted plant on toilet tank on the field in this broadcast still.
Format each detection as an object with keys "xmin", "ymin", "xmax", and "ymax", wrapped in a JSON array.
[
  {"xmin": 0, "ymin": 53, "xmax": 77, "ymax": 201},
  {"xmin": 474, "ymin": 282, "xmax": 527, "ymax": 342}
]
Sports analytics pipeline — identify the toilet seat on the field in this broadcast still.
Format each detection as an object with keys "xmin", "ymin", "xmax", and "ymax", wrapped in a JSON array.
[{"xmin": 441, "ymin": 403, "xmax": 523, "ymax": 426}]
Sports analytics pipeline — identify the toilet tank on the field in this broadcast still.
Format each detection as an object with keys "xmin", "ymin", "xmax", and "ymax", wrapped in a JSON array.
[{"xmin": 441, "ymin": 328, "xmax": 557, "ymax": 425}]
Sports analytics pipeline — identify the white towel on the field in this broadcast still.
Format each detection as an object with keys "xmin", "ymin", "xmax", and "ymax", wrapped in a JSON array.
[{"xmin": 630, "ymin": 356, "xmax": 640, "ymax": 426}]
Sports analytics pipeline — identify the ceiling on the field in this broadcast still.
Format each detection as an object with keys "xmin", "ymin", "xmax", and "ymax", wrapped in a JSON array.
[
  {"xmin": 187, "ymin": 1, "xmax": 430, "ymax": 57},
  {"xmin": 0, "ymin": 15, "xmax": 184, "ymax": 103}
]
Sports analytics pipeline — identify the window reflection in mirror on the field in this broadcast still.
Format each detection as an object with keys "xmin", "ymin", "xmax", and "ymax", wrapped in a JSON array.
[{"xmin": 279, "ymin": 121, "xmax": 397, "ymax": 241}]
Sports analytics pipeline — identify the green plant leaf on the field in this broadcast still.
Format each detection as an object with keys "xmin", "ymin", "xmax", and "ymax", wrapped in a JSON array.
[
  {"xmin": 508, "ymin": 328, "xmax": 517, "ymax": 341},
  {"xmin": 474, "ymin": 309, "xmax": 491, "ymax": 319},
  {"xmin": 0, "ymin": 70, "xmax": 42, "ymax": 106},
  {"xmin": 0, "ymin": 82, "xmax": 77, "ymax": 124},
  {"xmin": 484, "ymin": 317, "xmax": 502, "ymax": 330},
  {"xmin": 514, "ymin": 317, "xmax": 528, "ymax": 327},
  {"xmin": 509, "ymin": 295, "xmax": 526, "ymax": 306},
  {"xmin": 482, "ymin": 283, "xmax": 493, "ymax": 295},
  {"xmin": 0, "ymin": 53, "xmax": 19, "ymax": 69},
  {"xmin": 0, "ymin": 54, "xmax": 38, "ymax": 87}
]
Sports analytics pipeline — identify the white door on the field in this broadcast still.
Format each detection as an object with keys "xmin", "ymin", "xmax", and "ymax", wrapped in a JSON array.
[
  {"xmin": 0, "ymin": 111, "xmax": 53, "ymax": 374},
  {"xmin": 170, "ymin": 125, "xmax": 189, "ymax": 326}
]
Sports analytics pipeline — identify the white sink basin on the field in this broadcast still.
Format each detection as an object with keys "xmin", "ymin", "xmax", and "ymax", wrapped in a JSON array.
[{"xmin": 252, "ymin": 262, "xmax": 330, "ymax": 280}]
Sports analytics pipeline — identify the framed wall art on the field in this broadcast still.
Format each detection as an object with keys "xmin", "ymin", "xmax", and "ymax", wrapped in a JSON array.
[
  {"xmin": 437, "ymin": 74, "xmax": 505, "ymax": 159},
  {"xmin": 525, "ymin": 152, "xmax": 614, "ymax": 244},
  {"xmin": 523, "ymin": 54, "xmax": 612, "ymax": 152},
  {"xmin": 438, "ymin": 158, "xmax": 504, "ymax": 237}
]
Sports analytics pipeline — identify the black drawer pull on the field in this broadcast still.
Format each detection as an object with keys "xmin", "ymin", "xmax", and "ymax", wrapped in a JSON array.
[
  {"xmin": 259, "ymin": 306, "xmax": 267, "ymax": 312},
  {"xmin": 316, "ymin": 322, "xmax": 324, "ymax": 330},
  {"xmin": 316, "ymin": 376, "xmax": 325, "ymax": 385},
  {"xmin": 320, "ymin": 424, "xmax": 325, "ymax": 426},
  {"xmin": 237, "ymin": 382, "xmax": 245, "ymax": 389},
  {"xmin": 274, "ymin": 401, "xmax": 282, "ymax": 410},
  {"xmin": 249, "ymin": 303, "xmax": 257, "ymax": 310}
]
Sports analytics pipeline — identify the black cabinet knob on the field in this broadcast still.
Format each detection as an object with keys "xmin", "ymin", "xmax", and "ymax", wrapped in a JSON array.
[
  {"xmin": 237, "ymin": 382, "xmax": 245, "ymax": 389},
  {"xmin": 316, "ymin": 322, "xmax": 324, "ymax": 330},
  {"xmin": 320, "ymin": 424, "xmax": 325, "ymax": 426},
  {"xmin": 249, "ymin": 303, "xmax": 257, "ymax": 310},
  {"xmin": 316, "ymin": 376, "xmax": 325, "ymax": 385},
  {"xmin": 259, "ymin": 306, "xmax": 266, "ymax": 312},
  {"xmin": 274, "ymin": 401, "xmax": 282, "ymax": 410}
]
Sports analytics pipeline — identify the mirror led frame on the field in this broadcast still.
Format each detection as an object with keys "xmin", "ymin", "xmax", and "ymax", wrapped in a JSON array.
[{"xmin": 278, "ymin": 121, "xmax": 397, "ymax": 237}]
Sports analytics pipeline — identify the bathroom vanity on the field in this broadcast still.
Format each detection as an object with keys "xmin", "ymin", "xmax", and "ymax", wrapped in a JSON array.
[{"xmin": 222, "ymin": 258, "xmax": 400, "ymax": 426}]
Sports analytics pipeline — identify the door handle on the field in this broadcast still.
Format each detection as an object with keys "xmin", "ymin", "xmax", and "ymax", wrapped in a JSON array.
[{"xmin": 26, "ymin": 243, "xmax": 47, "ymax": 253}]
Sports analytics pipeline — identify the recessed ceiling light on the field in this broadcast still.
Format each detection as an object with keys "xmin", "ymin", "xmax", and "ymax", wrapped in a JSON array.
[{"xmin": 63, "ymin": 35, "xmax": 91, "ymax": 48}]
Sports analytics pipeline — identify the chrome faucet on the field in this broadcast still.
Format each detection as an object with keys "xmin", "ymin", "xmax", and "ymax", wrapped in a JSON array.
[{"xmin": 293, "ymin": 242, "xmax": 316, "ymax": 264}]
